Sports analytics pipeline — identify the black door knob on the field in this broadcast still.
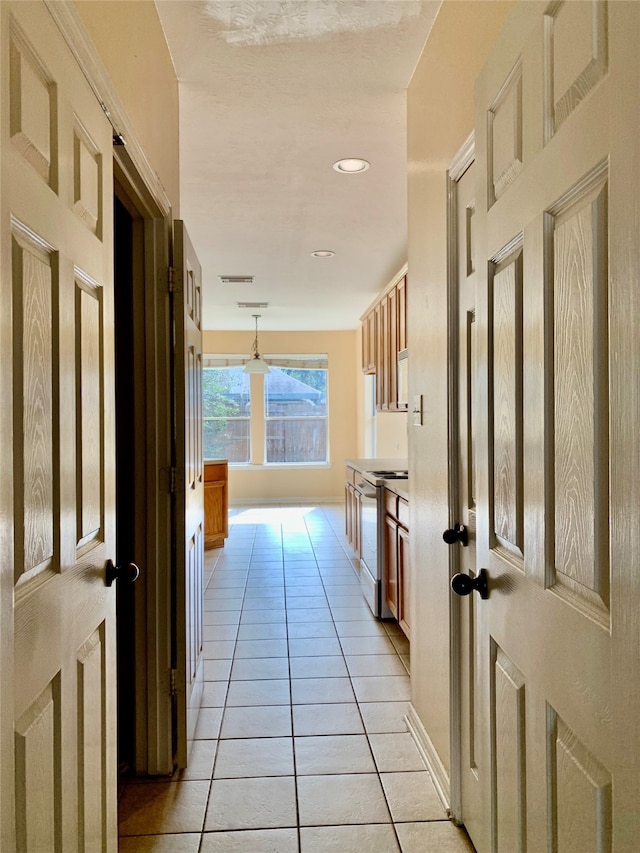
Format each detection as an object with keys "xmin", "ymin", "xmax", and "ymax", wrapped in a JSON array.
[
  {"xmin": 451, "ymin": 568, "xmax": 488, "ymax": 599},
  {"xmin": 105, "ymin": 559, "xmax": 140, "ymax": 587},
  {"xmin": 442, "ymin": 523, "xmax": 469, "ymax": 546}
]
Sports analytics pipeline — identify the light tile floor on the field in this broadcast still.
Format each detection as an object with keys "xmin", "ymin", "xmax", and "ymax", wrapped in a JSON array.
[{"xmin": 118, "ymin": 502, "xmax": 474, "ymax": 853}]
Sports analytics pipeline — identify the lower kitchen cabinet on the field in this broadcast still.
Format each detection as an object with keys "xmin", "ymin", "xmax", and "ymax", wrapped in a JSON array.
[
  {"xmin": 397, "ymin": 524, "xmax": 411, "ymax": 640},
  {"xmin": 384, "ymin": 515, "xmax": 399, "ymax": 620},
  {"xmin": 384, "ymin": 492, "xmax": 410, "ymax": 640},
  {"xmin": 344, "ymin": 465, "xmax": 361, "ymax": 559}
]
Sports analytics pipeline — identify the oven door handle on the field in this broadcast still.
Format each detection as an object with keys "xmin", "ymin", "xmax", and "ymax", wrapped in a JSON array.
[{"xmin": 355, "ymin": 482, "xmax": 378, "ymax": 500}]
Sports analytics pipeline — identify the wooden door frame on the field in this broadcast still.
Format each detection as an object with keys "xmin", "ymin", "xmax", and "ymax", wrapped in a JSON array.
[
  {"xmin": 113, "ymin": 152, "xmax": 174, "ymax": 775},
  {"xmin": 446, "ymin": 131, "xmax": 476, "ymax": 827},
  {"xmin": 46, "ymin": 1, "xmax": 177, "ymax": 774}
]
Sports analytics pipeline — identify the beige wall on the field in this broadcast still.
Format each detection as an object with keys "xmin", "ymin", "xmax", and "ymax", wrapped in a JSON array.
[
  {"xmin": 376, "ymin": 411, "xmax": 408, "ymax": 458},
  {"xmin": 74, "ymin": 0, "xmax": 180, "ymax": 213},
  {"xmin": 355, "ymin": 325, "xmax": 408, "ymax": 458},
  {"xmin": 407, "ymin": 0, "xmax": 513, "ymax": 779},
  {"xmin": 203, "ymin": 330, "xmax": 359, "ymax": 502}
]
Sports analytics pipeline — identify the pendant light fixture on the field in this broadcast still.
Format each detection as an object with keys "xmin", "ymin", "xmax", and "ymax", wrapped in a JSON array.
[{"xmin": 243, "ymin": 314, "xmax": 270, "ymax": 374}]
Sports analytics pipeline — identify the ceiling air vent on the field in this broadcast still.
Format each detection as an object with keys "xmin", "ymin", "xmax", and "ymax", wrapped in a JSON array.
[
  {"xmin": 237, "ymin": 302, "xmax": 269, "ymax": 309},
  {"xmin": 219, "ymin": 275, "xmax": 254, "ymax": 285}
]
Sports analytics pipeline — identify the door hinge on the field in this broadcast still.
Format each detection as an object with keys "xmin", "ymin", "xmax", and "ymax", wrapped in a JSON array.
[
  {"xmin": 164, "ymin": 266, "xmax": 182, "ymax": 293},
  {"xmin": 160, "ymin": 466, "xmax": 183, "ymax": 494},
  {"xmin": 169, "ymin": 669, "xmax": 178, "ymax": 696}
]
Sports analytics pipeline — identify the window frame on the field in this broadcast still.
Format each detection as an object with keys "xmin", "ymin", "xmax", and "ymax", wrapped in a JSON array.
[
  {"xmin": 202, "ymin": 362, "xmax": 251, "ymax": 464},
  {"xmin": 263, "ymin": 362, "xmax": 329, "ymax": 466},
  {"xmin": 203, "ymin": 353, "xmax": 330, "ymax": 468}
]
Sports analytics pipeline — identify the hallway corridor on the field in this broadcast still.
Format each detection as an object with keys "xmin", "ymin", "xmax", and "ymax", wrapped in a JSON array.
[{"xmin": 117, "ymin": 503, "xmax": 474, "ymax": 852}]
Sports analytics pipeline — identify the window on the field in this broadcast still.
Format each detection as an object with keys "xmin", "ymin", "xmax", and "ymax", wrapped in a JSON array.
[
  {"xmin": 203, "ymin": 365, "xmax": 250, "ymax": 462},
  {"xmin": 203, "ymin": 353, "xmax": 329, "ymax": 466},
  {"xmin": 265, "ymin": 365, "xmax": 328, "ymax": 464}
]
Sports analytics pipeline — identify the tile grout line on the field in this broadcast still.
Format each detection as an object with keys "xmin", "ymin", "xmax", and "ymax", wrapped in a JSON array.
[
  {"xmin": 281, "ymin": 522, "xmax": 305, "ymax": 852},
  {"xmin": 201, "ymin": 521, "xmax": 255, "ymax": 842},
  {"xmin": 310, "ymin": 505, "xmax": 409, "ymax": 849},
  {"xmin": 120, "ymin": 505, "xmax": 434, "ymax": 851},
  {"xmin": 300, "ymin": 506, "xmax": 404, "ymax": 847}
]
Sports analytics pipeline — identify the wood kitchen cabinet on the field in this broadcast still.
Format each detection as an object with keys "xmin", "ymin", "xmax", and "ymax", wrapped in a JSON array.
[
  {"xmin": 387, "ymin": 285, "xmax": 398, "ymax": 409},
  {"xmin": 384, "ymin": 513, "xmax": 399, "ymax": 620},
  {"xmin": 397, "ymin": 274, "xmax": 407, "ymax": 352},
  {"xmin": 361, "ymin": 271, "xmax": 407, "ymax": 412},
  {"xmin": 397, "ymin": 524, "xmax": 411, "ymax": 639},
  {"xmin": 344, "ymin": 465, "xmax": 361, "ymax": 559},
  {"xmin": 378, "ymin": 296, "xmax": 389, "ymax": 411},
  {"xmin": 362, "ymin": 310, "xmax": 376, "ymax": 374},
  {"xmin": 384, "ymin": 490, "xmax": 410, "ymax": 640},
  {"xmin": 204, "ymin": 459, "xmax": 228, "ymax": 549}
]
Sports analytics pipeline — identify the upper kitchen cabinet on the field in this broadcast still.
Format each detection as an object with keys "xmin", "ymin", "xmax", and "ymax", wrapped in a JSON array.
[
  {"xmin": 396, "ymin": 275, "xmax": 407, "ymax": 352},
  {"xmin": 361, "ymin": 268, "xmax": 408, "ymax": 412},
  {"xmin": 362, "ymin": 308, "xmax": 376, "ymax": 375}
]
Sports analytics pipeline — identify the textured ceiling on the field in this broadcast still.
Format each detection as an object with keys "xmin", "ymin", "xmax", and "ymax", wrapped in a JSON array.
[{"xmin": 155, "ymin": 1, "xmax": 440, "ymax": 331}]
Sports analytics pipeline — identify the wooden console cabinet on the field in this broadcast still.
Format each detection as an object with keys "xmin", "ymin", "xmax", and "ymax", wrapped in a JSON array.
[{"xmin": 204, "ymin": 459, "xmax": 228, "ymax": 549}]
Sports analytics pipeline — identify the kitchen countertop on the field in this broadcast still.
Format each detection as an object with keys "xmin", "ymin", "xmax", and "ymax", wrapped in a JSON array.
[
  {"xmin": 389, "ymin": 481, "xmax": 409, "ymax": 502},
  {"xmin": 345, "ymin": 458, "xmax": 408, "ymax": 475},
  {"xmin": 345, "ymin": 458, "xmax": 409, "ymax": 501}
]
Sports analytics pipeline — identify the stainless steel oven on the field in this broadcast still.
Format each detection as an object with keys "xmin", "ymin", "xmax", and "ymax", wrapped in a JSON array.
[{"xmin": 355, "ymin": 477, "xmax": 384, "ymax": 617}]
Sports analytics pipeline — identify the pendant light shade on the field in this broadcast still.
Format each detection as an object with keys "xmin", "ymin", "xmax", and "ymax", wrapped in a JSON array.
[{"xmin": 243, "ymin": 314, "xmax": 270, "ymax": 374}]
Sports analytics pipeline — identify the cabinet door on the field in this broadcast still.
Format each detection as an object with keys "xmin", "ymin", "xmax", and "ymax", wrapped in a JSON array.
[
  {"xmin": 375, "ymin": 302, "xmax": 386, "ymax": 410},
  {"xmin": 361, "ymin": 314, "xmax": 369, "ymax": 373},
  {"xmin": 362, "ymin": 311, "xmax": 376, "ymax": 374},
  {"xmin": 398, "ymin": 525, "xmax": 410, "ymax": 640},
  {"xmin": 367, "ymin": 311, "xmax": 377, "ymax": 373},
  {"xmin": 353, "ymin": 487, "xmax": 362, "ymax": 560},
  {"xmin": 345, "ymin": 480, "xmax": 361, "ymax": 558},
  {"xmin": 384, "ymin": 515, "xmax": 399, "ymax": 618},
  {"xmin": 397, "ymin": 276, "xmax": 407, "ymax": 352},
  {"xmin": 345, "ymin": 483, "xmax": 353, "ymax": 544},
  {"xmin": 388, "ymin": 286, "xmax": 398, "ymax": 410},
  {"xmin": 382, "ymin": 296, "xmax": 392, "ymax": 410}
]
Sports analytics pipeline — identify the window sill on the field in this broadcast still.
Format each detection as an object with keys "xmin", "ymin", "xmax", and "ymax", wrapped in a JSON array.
[{"xmin": 228, "ymin": 463, "xmax": 331, "ymax": 470}]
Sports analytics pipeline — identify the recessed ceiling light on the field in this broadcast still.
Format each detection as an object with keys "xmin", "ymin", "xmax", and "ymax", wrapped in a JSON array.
[
  {"xmin": 311, "ymin": 250, "xmax": 335, "ymax": 258},
  {"xmin": 333, "ymin": 158, "xmax": 370, "ymax": 173}
]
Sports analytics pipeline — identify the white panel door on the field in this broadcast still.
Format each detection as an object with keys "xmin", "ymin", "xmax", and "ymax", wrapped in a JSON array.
[
  {"xmin": 463, "ymin": 1, "xmax": 640, "ymax": 850},
  {"xmin": 449, "ymin": 155, "xmax": 487, "ymax": 845},
  {"xmin": 0, "ymin": 2, "xmax": 117, "ymax": 850},
  {"xmin": 172, "ymin": 220, "xmax": 204, "ymax": 768}
]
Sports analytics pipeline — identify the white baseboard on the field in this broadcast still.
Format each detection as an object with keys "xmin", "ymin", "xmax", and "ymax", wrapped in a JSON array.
[{"xmin": 405, "ymin": 703, "xmax": 451, "ymax": 817}]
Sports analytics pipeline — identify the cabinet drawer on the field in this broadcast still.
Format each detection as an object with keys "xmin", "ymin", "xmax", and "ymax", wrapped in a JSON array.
[
  {"xmin": 384, "ymin": 489, "xmax": 398, "ymax": 518},
  {"xmin": 345, "ymin": 466, "xmax": 356, "ymax": 485},
  {"xmin": 398, "ymin": 497, "xmax": 409, "ymax": 529},
  {"xmin": 205, "ymin": 460, "xmax": 227, "ymax": 482}
]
